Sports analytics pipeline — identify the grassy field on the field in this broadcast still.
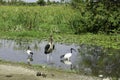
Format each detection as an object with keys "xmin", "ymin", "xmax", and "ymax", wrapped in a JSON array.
[
  {"xmin": 0, "ymin": 5, "xmax": 76, "ymax": 33},
  {"xmin": 0, "ymin": 5, "xmax": 120, "ymax": 49}
]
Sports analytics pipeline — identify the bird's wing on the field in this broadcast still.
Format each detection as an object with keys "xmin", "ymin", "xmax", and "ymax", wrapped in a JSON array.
[
  {"xmin": 27, "ymin": 50, "xmax": 31, "ymax": 55},
  {"xmin": 60, "ymin": 54, "xmax": 65, "ymax": 58},
  {"xmin": 45, "ymin": 44, "xmax": 50, "ymax": 50},
  {"xmin": 53, "ymin": 44, "xmax": 55, "ymax": 50},
  {"xmin": 64, "ymin": 53, "xmax": 72, "ymax": 58},
  {"xmin": 44, "ymin": 44, "xmax": 50, "ymax": 54}
]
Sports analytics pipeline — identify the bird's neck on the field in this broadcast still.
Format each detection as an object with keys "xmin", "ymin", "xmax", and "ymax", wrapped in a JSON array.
[
  {"xmin": 49, "ymin": 42, "xmax": 53, "ymax": 48},
  {"xmin": 71, "ymin": 49, "xmax": 73, "ymax": 53}
]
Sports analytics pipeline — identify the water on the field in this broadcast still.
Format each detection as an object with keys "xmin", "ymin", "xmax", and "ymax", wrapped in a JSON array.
[
  {"xmin": 0, "ymin": 39, "xmax": 79, "ymax": 70},
  {"xmin": 0, "ymin": 39, "xmax": 120, "ymax": 79},
  {"xmin": 77, "ymin": 44, "xmax": 120, "ymax": 79}
]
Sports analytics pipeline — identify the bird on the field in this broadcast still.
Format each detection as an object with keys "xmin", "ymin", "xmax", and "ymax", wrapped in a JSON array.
[
  {"xmin": 44, "ymin": 35, "xmax": 55, "ymax": 62},
  {"xmin": 27, "ymin": 46, "xmax": 33, "ymax": 55},
  {"xmin": 60, "ymin": 48, "xmax": 76, "ymax": 61},
  {"xmin": 26, "ymin": 46, "xmax": 33, "ymax": 65}
]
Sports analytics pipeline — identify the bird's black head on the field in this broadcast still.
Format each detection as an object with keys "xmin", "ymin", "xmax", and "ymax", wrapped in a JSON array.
[
  {"xmin": 28, "ymin": 46, "xmax": 30, "ymax": 49},
  {"xmin": 70, "ymin": 48, "xmax": 76, "ymax": 53}
]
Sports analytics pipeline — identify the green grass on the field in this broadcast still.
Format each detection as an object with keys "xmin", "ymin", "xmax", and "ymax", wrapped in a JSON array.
[
  {"xmin": 0, "ymin": 5, "xmax": 75, "ymax": 34},
  {"xmin": 0, "ymin": 31, "xmax": 120, "ymax": 49},
  {"xmin": 0, "ymin": 5, "xmax": 120, "ymax": 49}
]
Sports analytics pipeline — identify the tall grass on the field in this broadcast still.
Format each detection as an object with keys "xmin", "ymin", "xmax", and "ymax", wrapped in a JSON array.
[
  {"xmin": 0, "ymin": 5, "xmax": 76, "ymax": 33},
  {"xmin": 0, "ymin": 5, "xmax": 120, "ymax": 49}
]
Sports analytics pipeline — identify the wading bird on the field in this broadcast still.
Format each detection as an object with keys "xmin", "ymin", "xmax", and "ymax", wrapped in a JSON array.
[
  {"xmin": 27, "ymin": 46, "xmax": 33, "ymax": 55},
  {"xmin": 26, "ymin": 46, "xmax": 33, "ymax": 65},
  {"xmin": 60, "ymin": 48, "xmax": 76, "ymax": 61},
  {"xmin": 44, "ymin": 35, "xmax": 55, "ymax": 62}
]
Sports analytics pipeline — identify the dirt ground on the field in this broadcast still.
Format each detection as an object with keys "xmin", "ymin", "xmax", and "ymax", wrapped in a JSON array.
[{"xmin": 0, "ymin": 64, "xmax": 101, "ymax": 80}]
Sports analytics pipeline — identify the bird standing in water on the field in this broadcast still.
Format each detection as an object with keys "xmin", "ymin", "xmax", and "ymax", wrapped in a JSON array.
[
  {"xmin": 60, "ymin": 48, "xmax": 76, "ymax": 61},
  {"xmin": 26, "ymin": 46, "xmax": 33, "ymax": 65},
  {"xmin": 44, "ymin": 35, "xmax": 55, "ymax": 62}
]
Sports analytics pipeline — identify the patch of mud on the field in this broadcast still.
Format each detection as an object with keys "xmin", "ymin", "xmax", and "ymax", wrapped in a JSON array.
[{"xmin": 0, "ymin": 64, "xmax": 101, "ymax": 80}]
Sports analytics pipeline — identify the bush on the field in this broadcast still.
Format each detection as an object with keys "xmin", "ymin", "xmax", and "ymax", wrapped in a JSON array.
[{"xmin": 70, "ymin": 0, "xmax": 120, "ymax": 34}]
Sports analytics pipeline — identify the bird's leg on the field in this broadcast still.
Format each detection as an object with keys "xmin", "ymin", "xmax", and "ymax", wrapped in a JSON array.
[
  {"xmin": 47, "ymin": 54, "xmax": 50, "ymax": 62},
  {"xmin": 70, "ymin": 64, "xmax": 73, "ymax": 70},
  {"xmin": 50, "ymin": 53, "xmax": 52, "ymax": 62}
]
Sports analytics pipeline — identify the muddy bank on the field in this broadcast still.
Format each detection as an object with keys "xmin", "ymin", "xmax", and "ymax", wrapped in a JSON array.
[{"xmin": 0, "ymin": 64, "xmax": 101, "ymax": 80}]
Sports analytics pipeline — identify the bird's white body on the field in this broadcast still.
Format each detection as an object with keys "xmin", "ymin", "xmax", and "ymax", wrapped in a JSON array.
[
  {"xmin": 27, "ymin": 50, "xmax": 32, "ymax": 55},
  {"xmin": 63, "ymin": 53, "xmax": 72, "ymax": 60},
  {"xmin": 60, "ymin": 48, "xmax": 76, "ymax": 61}
]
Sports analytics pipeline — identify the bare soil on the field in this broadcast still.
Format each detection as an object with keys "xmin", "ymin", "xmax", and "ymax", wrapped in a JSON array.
[{"xmin": 0, "ymin": 64, "xmax": 100, "ymax": 80}]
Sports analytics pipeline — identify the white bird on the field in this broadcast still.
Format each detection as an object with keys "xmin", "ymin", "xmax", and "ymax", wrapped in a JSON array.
[
  {"xmin": 60, "ymin": 48, "xmax": 76, "ymax": 61},
  {"xmin": 27, "ymin": 46, "xmax": 33, "ymax": 55},
  {"xmin": 26, "ymin": 46, "xmax": 33, "ymax": 65}
]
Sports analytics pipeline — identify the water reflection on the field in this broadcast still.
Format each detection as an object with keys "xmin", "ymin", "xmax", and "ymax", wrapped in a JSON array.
[
  {"xmin": 0, "ymin": 39, "xmax": 79, "ymax": 70},
  {"xmin": 27, "ymin": 53, "xmax": 33, "ymax": 65},
  {"xmin": 60, "ymin": 59, "xmax": 72, "ymax": 70},
  {"xmin": 77, "ymin": 44, "xmax": 120, "ymax": 79},
  {"xmin": 0, "ymin": 39, "xmax": 120, "ymax": 79}
]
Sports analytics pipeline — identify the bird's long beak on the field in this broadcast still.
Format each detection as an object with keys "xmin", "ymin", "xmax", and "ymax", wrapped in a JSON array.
[{"xmin": 71, "ymin": 48, "xmax": 76, "ymax": 52}]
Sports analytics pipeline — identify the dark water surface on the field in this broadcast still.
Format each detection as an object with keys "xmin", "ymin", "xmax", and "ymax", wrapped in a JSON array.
[{"xmin": 0, "ymin": 39, "xmax": 120, "ymax": 79}]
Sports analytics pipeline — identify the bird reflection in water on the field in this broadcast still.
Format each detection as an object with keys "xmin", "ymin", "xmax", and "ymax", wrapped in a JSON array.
[
  {"xmin": 60, "ymin": 48, "xmax": 77, "ymax": 70},
  {"xmin": 60, "ymin": 59, "xmax": 73, "ymax": 70},
  {"xmin": 27, "ymin": 54, "xmax": 33, "ymax": 65}
]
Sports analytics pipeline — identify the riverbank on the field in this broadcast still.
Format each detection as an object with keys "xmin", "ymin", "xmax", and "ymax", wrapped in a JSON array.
[{"xmin": 0, "ymin": 31, "xmax": 120, "ymax": 49}]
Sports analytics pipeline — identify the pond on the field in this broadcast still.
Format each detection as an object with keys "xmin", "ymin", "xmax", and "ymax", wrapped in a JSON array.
[
  {"xmin": 0, "ymin": 39, "xmax": 79, "ymax": 70},
  {"xmin": 0, "ymin": 39, "xmax": 120, "ymax": 79}
]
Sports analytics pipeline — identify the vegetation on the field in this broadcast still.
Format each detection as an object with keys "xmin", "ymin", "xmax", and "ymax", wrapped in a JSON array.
[
  {"xmin": 37, "ymin": 0, "xmax": 46, "ymax": 6},
  {"xmin": 71, "ymin": 0, "xmax": 120, "ymax": 34},
  {"xmin": 0, "ymin": 5, "xmax": 120, "ymax": 49},
  {"xmin": 0, "ymin": 1, "xmax": 120, "ymax": 49},
  {"xmin": 0, "ymin": 1, "xmax": 120, "ymax": 79},
  {"xmin": 0, "ymin": 5, "xmax": 75, "ymax": 33}
]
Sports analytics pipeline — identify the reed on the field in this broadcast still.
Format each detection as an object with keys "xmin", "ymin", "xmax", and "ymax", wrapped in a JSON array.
[
  {"xmin": 0, "ymin": 5, "xmax": 120, "ymax": 49},
  {"xmin": 0, "ymin": 5, "xmax": 76, "ymax": 33}
]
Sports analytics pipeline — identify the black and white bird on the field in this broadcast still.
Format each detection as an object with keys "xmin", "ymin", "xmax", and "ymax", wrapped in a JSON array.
[
  {"xmin": 44, "ymin": 35, "xmax": 55, "ymax": 62},
  {"xmin": 60, "ymin": 48, "xmax": 76, "ymax": 61},
  {"xmin": 27, "ymin": 46, "xmax": 33, "ymax": 55},
  {"xmin": 26, "ymin": 46, "xmax": 33, "ymax": 65}
]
